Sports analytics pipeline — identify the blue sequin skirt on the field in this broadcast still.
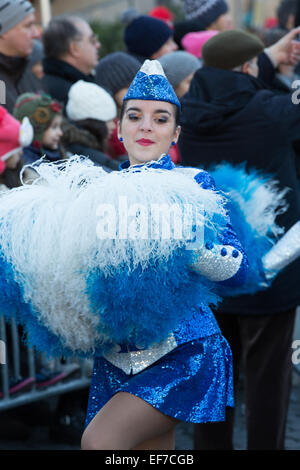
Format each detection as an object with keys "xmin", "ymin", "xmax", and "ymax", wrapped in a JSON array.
[{"xmin": 85, "ymin": 333, "xmax": 234, "ymax": 428}]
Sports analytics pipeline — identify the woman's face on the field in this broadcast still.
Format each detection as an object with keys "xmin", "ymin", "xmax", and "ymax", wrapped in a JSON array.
[{"xmin": 118, "ymin": 99, "xmax": 180, "ymax": 166}]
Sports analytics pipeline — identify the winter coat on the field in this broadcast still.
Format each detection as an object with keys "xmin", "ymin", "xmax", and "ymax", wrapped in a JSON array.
[
  {"xmin": 42, "ymin": 58, "xmax": 95, "ymax": 106},
  {"xmin": 22, "ymin": 144, "xmax": 65, "ymax": 165},
  {"xmin": 0, "ymin": 52, "xmax": 43, "ymax": 113},
  {"xmin": 179, "ymin": 64, "xmax": 300, "ymax": 315}
]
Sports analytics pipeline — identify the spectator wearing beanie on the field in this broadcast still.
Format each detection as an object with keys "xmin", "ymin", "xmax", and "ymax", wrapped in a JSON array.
[
  {"xmin": 173, "ymin": 19, "xmax": 204, "ymax": 50},
  {"xmin": 158, "ymin": 50, "xmax": 200, "ymax": 164},
  {"xmin": 183, "ymin": 0, "xmax": 233, "ymax": 31},
  {"xmin": 158, "ymin": 50, "xmax": 200, "ymax": 98},
  {"xmin": 148, "ymin": 6, "xmax": 175, "ymax": 29},
  {"xmin": 95, "ymin": 51, "xmax": 141, "ymax": 159},
  {"xmin": 181, "ymin": 30, "xmax": 219, "ymax": 64},
  {"xmin": 124, "ymin": 15, "xmax": 178, "ymax": 63},
  {"xmin": 63, "ymin": 81, "xmax": 120, "ymax": 172},
  {"xmin": 0, "ymin": 0, "xmax": 41, "ymax": 113},
  {"xmin": 13, "ymin": 93, "xmax": 65, "ymax": 164}
]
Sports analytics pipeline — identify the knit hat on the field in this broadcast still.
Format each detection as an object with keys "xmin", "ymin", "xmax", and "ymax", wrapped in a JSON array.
[
  {"xmin": 148, "ymin": 6, "xmax": 174, "ymax": 28},
  {"xmin": 0, "ymin": 0, "xmax": 35, "ymax": 35},
  {"xmin": 66, "ymin": 81, "xmax": 117, "ymax": 122},
  {"xmin": 13, "ymin": 93, "xmax": 62, "ymax": 145},
  {"xmin": 0, "ymin": 106, "xmax": 33, "ymax": 172},
  {"xmin": 120, "ymin": 8, "xmax": 140, "ymax": 25},
  {"xmin": 173, "ymin": 19, "xmax": 203, "ymax": 49},
  {"xmin": 124, "ymin": 15, "xmax": 173, "ymax": 58},
  {"xmin": 182, "ymin": 30, "xmax": 219, "ymax": 58},
  {"xmin": 158, "ymin": 51, "xmax": 200, "ymax": 89},
  {"xmin": 202, "ymin": 30, "xmax": 265, "ymax": 70},
  {"xmin": 28, "ymin": 40, "xmax": 44, "ymax": 68},
  {"xmin": 95, "ymin": 52, "xmax": 141, "ymax": 96},
  {"xmin": 183, "ymin": 0, "xmax": 228, "ymax": 29},
  {"xmin": 123, "ymin": 59, "xmax": 181, "ymax": 109}
]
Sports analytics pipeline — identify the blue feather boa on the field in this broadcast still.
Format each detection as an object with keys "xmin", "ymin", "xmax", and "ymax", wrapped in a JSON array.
[
  {"xmin": 87, "ymin": 246, "xmax": 221, "ymax": 349},
  {"xmin": 209, "ymin": 162, "xmax": 287, "ymax": 296}
]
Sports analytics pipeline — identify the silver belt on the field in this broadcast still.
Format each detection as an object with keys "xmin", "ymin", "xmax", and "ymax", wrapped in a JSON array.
[{"xmin": 103, "ymin": 334, "xmax": 177, "ymax": 375}]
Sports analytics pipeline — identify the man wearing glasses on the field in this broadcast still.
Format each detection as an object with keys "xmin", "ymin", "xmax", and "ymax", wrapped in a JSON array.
[{"xmin": 42, "ymin": 16, "xmax": 101, "ymax": 106}]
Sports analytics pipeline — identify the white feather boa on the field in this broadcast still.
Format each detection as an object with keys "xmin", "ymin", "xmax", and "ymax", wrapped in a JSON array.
[{"xmin": 0, "ymin": 157, "xmax": 227, "ymax": 354}]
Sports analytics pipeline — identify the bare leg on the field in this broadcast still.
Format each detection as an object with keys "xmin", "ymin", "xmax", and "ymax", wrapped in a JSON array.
[
  {"xmin": 81, "ymin": 392, "xmax": 178, "ymax": 450},
  {"xmin": 133, "ymin": 429, "xmax": 176, "ymax": 450}
]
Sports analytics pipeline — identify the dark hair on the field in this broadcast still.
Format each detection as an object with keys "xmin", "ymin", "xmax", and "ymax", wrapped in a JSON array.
[
  {"xmin": 75, "ymin": 118, "xmax": 109, "ymax": 152},
  {"xmin": 43, "ymin": 16, "xmax": 83, "ymax": 59},
  {"xmin": 277, "ymin": 0, "xmax": 297, "ymax": 29},
  {"xmin": 119, "ymin": 100, "xmax": 181, "ymax": 128},
  {"xmin": 0, "ymin": 159, "xmax": 24, "ymax": 189}
]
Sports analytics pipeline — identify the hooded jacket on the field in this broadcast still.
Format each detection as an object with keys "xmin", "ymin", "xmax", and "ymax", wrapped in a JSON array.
[{"xmin": 179, "ymin": 66, "xmax": 300, "ymax": 315}]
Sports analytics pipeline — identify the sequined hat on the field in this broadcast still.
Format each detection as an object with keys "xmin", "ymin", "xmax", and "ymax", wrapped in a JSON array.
[{"xmin": 123, "ymin": 59, "xmax": 181, "ymax": 109}]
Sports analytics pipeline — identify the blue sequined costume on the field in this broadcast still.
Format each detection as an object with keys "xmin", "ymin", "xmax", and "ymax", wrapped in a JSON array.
[{"xmin": 85, "ymin": 154, "xmax": 248, "ymax": 427}]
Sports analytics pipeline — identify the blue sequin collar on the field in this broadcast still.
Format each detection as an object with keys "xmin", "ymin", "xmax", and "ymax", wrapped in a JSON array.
[{"xmin": 119, "ymin": 153, "xmax": 175, "ymax": 172}]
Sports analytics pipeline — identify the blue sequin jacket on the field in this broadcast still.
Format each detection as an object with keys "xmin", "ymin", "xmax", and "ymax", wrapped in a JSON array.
[{"xmin": 102, "ymin": 154, "xmax": 248, "ymax": 374}]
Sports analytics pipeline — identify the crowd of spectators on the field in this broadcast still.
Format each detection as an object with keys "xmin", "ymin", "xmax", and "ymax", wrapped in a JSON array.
[{"xmin": 0, "ymin": 0, "xmax": 300, "ymax": 451}]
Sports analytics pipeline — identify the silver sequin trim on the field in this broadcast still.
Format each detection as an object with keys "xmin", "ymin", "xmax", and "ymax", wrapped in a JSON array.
[
  {"xmin": 262, "ymin": 221, "xmax": 300, "ymax": 279},
  {"xmin": 103, "ymin": 335, "xmax": 178, "ymax": 375},
  {"xmin": 191, "ymin": 244, "xmax": 242, "ymax": 281}
]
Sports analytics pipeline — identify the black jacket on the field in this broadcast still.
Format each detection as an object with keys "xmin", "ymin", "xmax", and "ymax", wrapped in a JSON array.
[
  {"xmin": 42, "ymin": 58, "xmax": 95, "ymax": 106},
  {"xmin": 179, "ymin": 65, "xmax": 300, "ymax": 314},
  {"xmin": 0, "ymin": 52, "xmax": 42, "ymax": 113}
]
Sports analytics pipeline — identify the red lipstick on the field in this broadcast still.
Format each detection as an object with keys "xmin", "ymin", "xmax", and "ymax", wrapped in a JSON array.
[{"xmin": 136, "ymin": 138, "xmax": 155, "ymax": 146}]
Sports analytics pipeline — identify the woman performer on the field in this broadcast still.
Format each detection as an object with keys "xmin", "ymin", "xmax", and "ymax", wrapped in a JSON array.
[{"xmin": 80, "ymin": 59, "xmax": 248, "ymax": 450}]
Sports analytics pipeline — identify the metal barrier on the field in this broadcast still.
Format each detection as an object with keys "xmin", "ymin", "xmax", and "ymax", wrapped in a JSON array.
[{"xmin": 0, "ymin": 317, "xmax": 91, "ymax": 411}]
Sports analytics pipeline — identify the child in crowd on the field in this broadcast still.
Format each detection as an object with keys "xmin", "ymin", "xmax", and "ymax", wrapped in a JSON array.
[
  {"xmin": 63, "ymin": 80, "xmax": 120, "ymax": 171},
  {"xmin": 13, "ymin": 93, "xmax": 66, "ymax": 164}
]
